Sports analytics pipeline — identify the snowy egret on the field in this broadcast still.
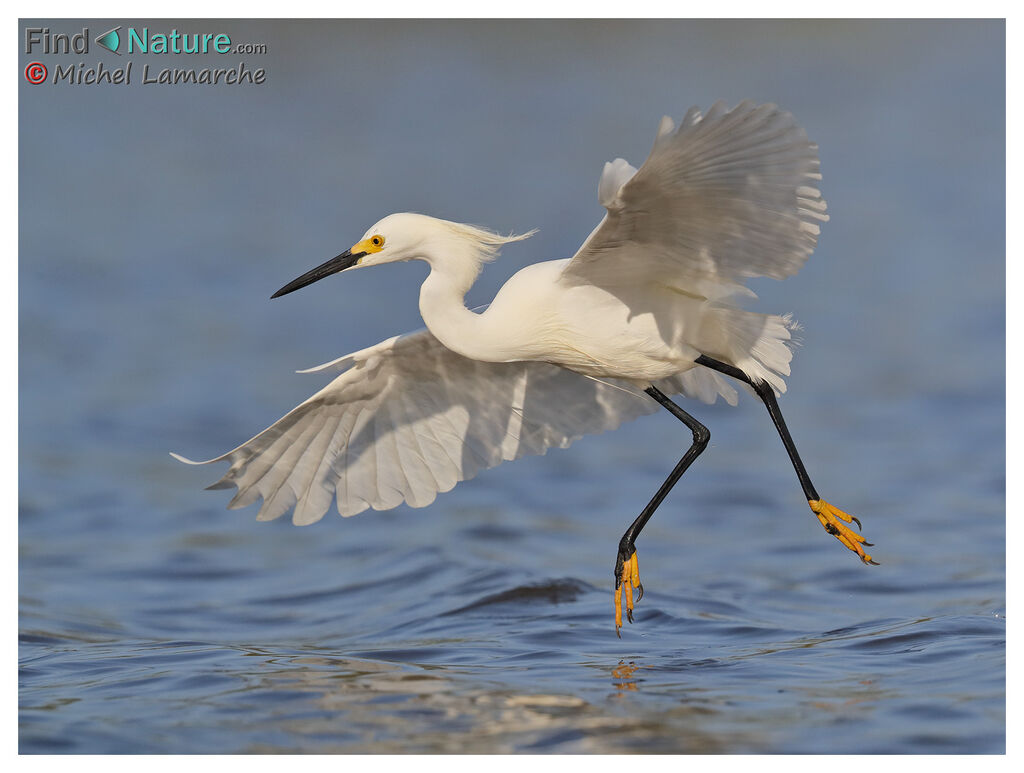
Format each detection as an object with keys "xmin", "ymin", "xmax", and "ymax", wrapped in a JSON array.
[{"xmin": 174, "ymin": 100, "xmax": 876, "ymax": 635}]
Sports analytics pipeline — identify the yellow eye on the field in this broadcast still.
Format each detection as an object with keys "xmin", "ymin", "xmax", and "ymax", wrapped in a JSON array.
[{"xmin": 370, "ymin": 235, "xmax": 384, "ymax": 248}]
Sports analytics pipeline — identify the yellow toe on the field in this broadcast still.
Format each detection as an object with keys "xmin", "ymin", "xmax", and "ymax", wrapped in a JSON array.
[
  {"xmin": 614, "ymin": 551, "xmax": 642, "ymax": 635},
  {"xmin": 809, "ymin": 499, "xmax": 878, "ymax": 565}
]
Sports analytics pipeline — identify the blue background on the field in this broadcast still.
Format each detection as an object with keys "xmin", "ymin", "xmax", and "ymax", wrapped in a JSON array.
[{"xmin": 20, "ymin": 19, "xmax": 1004, "ymax": 752}]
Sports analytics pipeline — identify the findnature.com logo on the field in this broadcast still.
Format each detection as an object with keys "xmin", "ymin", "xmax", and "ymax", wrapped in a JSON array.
[{"xmin": 24, "ymin": 24, "xmax": 268, "ymax": 86}]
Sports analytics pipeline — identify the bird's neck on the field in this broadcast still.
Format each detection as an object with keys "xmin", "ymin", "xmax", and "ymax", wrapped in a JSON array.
[{"xmin": 418, "ymin": 256, "xmax": 501, "ymax": 362}]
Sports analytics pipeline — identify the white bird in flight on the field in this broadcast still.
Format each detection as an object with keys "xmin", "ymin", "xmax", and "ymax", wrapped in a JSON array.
[{"xmin": 175, "ymin": 100, "xmax": 876, "ymax": 635}]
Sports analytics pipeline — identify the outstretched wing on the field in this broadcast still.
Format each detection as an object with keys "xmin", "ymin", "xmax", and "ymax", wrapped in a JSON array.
[
  {"xmin": 562, "ymin": 100, "xmax": 829, "ymax": 294},
  {"xmin": 174, "ymin": 329, "xmax": 737, "ymax": 526}
]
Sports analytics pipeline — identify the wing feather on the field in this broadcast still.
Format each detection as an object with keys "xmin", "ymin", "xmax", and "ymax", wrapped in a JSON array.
[
  {"xmin": 175, "ymin": 105, "xmax": 821, "ymax": 525},
  {"xmin": 174, "ymin": 327, "xmax": 739, "ymax": 525},
  {"xmin": 562, "ymin": 100, "xmax": 829, "ymax": 292}
]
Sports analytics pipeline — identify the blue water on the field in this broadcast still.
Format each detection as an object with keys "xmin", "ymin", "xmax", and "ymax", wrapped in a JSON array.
[{"xmin": 19, "ymin": 20, "xmax": 1004, "ymax": 753}]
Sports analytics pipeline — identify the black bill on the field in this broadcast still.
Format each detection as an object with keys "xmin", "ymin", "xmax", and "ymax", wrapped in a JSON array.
[{"xmin": 271, "ymin": 249, "xmax": 366, "ymax": 299}]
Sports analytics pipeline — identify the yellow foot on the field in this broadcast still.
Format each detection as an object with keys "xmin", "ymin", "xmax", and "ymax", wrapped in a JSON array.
[
  {"xmin": 614, "ymin": 550, "xmax": 643, "ymax": 636},
  {"xmin": 809, "ymin": 499, "xmax": 879, "ymax": 565}
]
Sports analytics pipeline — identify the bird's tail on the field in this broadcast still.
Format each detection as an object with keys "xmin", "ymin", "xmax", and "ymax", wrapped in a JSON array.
[{"xmin": 700, "ymin": 308, "xmax": 800, "ymax": 396}]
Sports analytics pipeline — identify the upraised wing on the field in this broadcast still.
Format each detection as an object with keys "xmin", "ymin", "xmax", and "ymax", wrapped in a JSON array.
[
  {"xmin": 174, "ymin": 329, "xmax": 738, "ymax": 525},
  {"xmin": 562, "ymin": 100, "xmax": 829, "ymax": 294}
]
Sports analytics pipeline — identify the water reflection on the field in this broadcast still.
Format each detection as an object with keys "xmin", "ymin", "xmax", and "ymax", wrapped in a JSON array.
[
  {"xmin": 611, "ymin": 660, "xmax": 641, "ymax": 693},
  {"xmin": 230, "ymin": 652, "xmax": 643, "ymax": 752}
]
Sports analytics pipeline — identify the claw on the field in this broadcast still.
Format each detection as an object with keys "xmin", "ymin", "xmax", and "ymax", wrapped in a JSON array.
[{"xmin": 809, "ymin": 499, "xmax": 878, "ymax": 565}]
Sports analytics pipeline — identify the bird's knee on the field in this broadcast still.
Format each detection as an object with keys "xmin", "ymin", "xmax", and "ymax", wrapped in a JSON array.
[{"xmin": 693, "ymin": 424, "xmax": 710, "ymax": 448}]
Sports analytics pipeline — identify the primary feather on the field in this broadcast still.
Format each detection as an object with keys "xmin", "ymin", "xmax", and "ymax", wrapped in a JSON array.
[
  {"xmin": 174, "ymin": 330, "xmax": 736, "ymax": 525},
  {"xmin": 562, "ymin": 100, "xmax": 829, "ymax": 294}
]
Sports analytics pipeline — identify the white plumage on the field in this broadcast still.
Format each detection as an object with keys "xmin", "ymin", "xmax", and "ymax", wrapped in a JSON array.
[{"xmin": 175, "ymin": 100, "xmax": 829, "ymax": 529}]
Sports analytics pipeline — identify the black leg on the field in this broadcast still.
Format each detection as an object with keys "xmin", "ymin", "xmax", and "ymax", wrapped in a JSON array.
[
  {"xmin": 613, "ymin": 385, "xmax": 710, "ymax": 633},
  {"xmin": 693, "ymin": 354, "xmax": 877, "ymax": 565},
  {"xmin": 694, "ymin": 354, "xmax": 820, "ymax": 502}
]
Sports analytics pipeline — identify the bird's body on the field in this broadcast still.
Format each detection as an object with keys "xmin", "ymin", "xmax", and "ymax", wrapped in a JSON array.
[
  {"xmin": 427, "ymin": 254, "xmax": 786, "ymax": 389},
  {"xmin": 176, "ymin": 100, "xmax": 876, "ymax": 633},
  {"xmin": 425, "ymin": 253, "xmax": 693, "ymax": 381}
]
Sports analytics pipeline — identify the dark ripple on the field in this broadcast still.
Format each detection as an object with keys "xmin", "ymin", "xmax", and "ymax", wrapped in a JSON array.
[
  {"xmin": 111, "ymin": 566, "xmax": 255, "ymax": 582},
  {"xmin": 444, "ymin": 578, "xmax": 591, "ymax": 615},
  {"xmin": 346, "ymin": 647, "xmax": 463, "ymax": 663},
  {"xmin": 675, "ymin": 595, "xmax": 747, "ymax": 617},
  {"xmin": 652, "ymin": 656, "xmax": 733, "ymax": 671},
  {"xmin": 255, "ymin": 564, "xmax": 446, "ymax": 607},
  {"xmin": 20, "ymin": 632, "xmax": 70, "ymax": 646},
  {"xmin": 894, "ymin": 702, "xmax": 975, "ymax": 721},
  {"xmin": 459, "ymin": 523, "xmax": 524, "ymax": 541},
  {"xmin": 20, "ymin": 735, "xmax": 77, "ymax": 752},
  {"xmin": 845, "ymin": 629, "xmax": 938, "ymax": 652},
  {"xmin": 834, "ymin": 615, "xmax": 1005, "ymax": 655}
]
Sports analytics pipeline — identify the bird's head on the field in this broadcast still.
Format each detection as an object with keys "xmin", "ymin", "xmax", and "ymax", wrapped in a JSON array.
[{"xmin": 271, "ymin": 213, "xmax": 534, "ymax": 299}]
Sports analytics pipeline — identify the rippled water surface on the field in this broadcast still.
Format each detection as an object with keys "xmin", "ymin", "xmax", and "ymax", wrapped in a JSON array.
[{"xmin": 20, "ymin": 20, "xmax": 1004, "ymax": 753}]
